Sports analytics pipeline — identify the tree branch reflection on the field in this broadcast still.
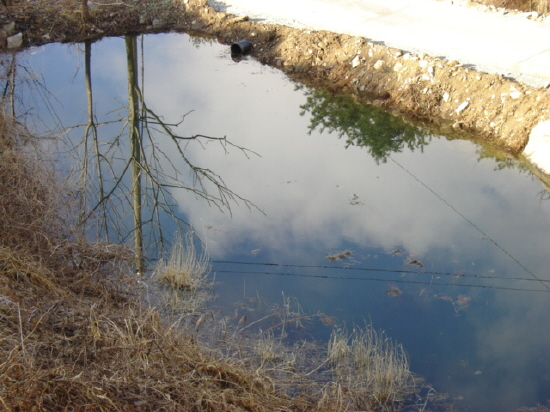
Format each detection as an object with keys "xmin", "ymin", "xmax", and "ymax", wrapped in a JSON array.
[
  {"xmin": 75, "ymin": 35, "xmax": 260, "ymax": 271},
  {"xmin": 299, "ymin": 88, "xmax": 430, "ymax": 163}
]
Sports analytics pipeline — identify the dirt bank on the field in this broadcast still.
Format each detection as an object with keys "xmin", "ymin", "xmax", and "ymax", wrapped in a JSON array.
[
  {"xmin": 185, "ymin": 0, "xmax": 550, "ymax": 154},
  {"xmin": 2, "ymin": 0, "xmax": 550, "ymax": 153}
]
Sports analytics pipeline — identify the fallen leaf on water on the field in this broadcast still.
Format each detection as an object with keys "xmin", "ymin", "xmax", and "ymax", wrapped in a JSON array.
[
  {"xmin": 386, "ymin": 285, "xmax": 402, "ymax": 297},
  {"xmin": 405, "ymin": 257, "xmax": 424, "ymax": 268}
]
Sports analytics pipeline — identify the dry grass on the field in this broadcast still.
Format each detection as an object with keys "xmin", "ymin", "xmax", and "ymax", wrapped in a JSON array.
[
  {"xmin": 0, "ymin": 105, "xmax": 424, "ymax": 412},
  {"xmin": 155, "ymin": 231, "xmax": 211, "ymax": 290},
  {"xmin": 153, "ymin": 231, "xmax": 214, "ymax": 314},
  {"xmin": 255, "ymin": 329, "xmax": 282, "ymax": 364},
  {"xmin": 326, "ymin": 325, "xmax": 415, "ymax": 411},
  {"xmin": 0, "ymin": 12, "xmax": 437, "ymax": 407},
  {"xmin": 0, "ymin": 109, "xmax": 310, "ymax": 412}
]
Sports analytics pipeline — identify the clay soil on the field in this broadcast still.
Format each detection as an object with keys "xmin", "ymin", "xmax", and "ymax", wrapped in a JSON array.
[{"xmin": 2, "ymin": 0, "xmax": 550, "ymax": 154}]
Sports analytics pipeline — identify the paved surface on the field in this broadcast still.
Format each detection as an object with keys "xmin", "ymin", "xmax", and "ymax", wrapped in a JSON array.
[{"xmin": 209, "ymin": 0, "xmax": 550, "ymax": 88}]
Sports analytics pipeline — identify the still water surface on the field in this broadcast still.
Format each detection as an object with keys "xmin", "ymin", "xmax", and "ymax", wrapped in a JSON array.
[{"xmin": 8, "ymin": 33, "xmax": 550, "ymax": 412}]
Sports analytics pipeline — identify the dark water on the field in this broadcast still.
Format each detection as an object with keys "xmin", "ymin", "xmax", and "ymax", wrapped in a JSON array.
[{"xmin": 6, "ymin": 33, "xmax": 550, "ymax": 412}]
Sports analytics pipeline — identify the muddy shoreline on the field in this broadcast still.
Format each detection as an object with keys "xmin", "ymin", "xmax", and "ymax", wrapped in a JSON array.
[{"xmin": 3, "ymin": 0, "xmax": 550, "ymax": 155}]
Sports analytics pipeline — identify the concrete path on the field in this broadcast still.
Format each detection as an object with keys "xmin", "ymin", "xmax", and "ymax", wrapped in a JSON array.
[{"xmin": 208, "ymin": 0, "xmax": 550, "ymax": 88}]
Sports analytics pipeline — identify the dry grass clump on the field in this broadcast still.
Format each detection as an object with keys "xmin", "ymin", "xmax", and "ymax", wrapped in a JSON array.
[
  {"xmin": 255, "ymin": 329, "xmax": 283, "ymax": 364},
  {"xmin": 205, "ymin": 293, "xmax": 420, "ymax": 412},
  {"xmin": 324, "ymin": 325, "xmax": 415, "ymax": 411},
  {"xmin": 155, "ymin": 231, "xmax": 211, "ymax": 290},
  {"xmin": 154, "ymin": 231, "xmax": 214, "ymax": 313},
  {"xmin": 0, "ymin": 110, "xmax": 310, "ymax": 412},
  {"xmin": 0, "ymin": 114, "xmax": 65, "ymax": 254}
]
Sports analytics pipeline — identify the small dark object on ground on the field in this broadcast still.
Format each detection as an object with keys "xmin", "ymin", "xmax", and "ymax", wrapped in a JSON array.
[{"xmin": 231, "ymin": 39, "xmax": 252, "ymax": 55}]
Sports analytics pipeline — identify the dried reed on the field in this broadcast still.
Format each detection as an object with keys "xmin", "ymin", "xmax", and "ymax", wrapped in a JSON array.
[
  {"xmin": 155, "ymin": 231, "xmax": 211, "ymax": 290},
  {"xmin": 325, "ymin": 324, "xmax": 415, "ymax": 411}
]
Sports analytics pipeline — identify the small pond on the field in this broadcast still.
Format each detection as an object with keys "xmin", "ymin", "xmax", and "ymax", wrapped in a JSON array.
[{"xmin": 5, "ymin": 32, "xmax": 550, "ymax": 412}]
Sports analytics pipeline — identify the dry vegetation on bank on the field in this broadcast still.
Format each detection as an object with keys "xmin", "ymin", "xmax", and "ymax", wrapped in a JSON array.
[
  {"xmin": 1, "ymin": 0, "xmax": 549, "ymax": 410},
  {"xmin": 0, "ymin": 110, "xmax": 305, "ymax": 411},
  {"xmin": 0, "ymin": 2, "xmax": 425, "ymax": 410},
  {"xmin": 0, "ymin": 106, "xmax": 427, "ymax": 410}
]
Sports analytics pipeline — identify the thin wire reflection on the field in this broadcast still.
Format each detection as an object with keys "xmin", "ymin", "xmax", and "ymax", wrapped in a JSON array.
[{"xmin": 212, "ymin": 260, "xmax": 550, "ymax": 293}]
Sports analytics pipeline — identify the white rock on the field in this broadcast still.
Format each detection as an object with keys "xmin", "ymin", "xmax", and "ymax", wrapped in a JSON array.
[
  {"xmin": 373, "ymin": 60, "xmax": 385, "ymax": 70},
  {"xmin": 510, "ymin": 91, "xmax": 522, "ymax": 99},
  {"xmin": 351, "ymin": 55, "xmax": 361, "ymax": 68},
  {"xmin": 455, "ymin": 101, "xmax": 469, "ymax": 114},
  {"xmin": 393, "ymin": 62, "xmax": 403, "ymax": 72},
  {"xmin": 523, "ymin": 120, "xmax": 550, "ymax": 174},
  {"xmin": 7, "ymin": 32, "xmax": 22, "ymax": 49},
  {"xmin": 427, "ymin": 66, "xmax": 434, "ymax": 77},
  {"xmin": 442, "ymin": 92, "xmax": 450, "ymax": 102},
  {"xmin": 523, "ymin": 11, "xmax": 538, "ymax": 19}
]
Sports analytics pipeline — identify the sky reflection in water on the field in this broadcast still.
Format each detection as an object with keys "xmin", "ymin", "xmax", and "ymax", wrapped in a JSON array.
[{"xmin": 11, "ymin": 33, "xmax": 550, "ymax": 412}]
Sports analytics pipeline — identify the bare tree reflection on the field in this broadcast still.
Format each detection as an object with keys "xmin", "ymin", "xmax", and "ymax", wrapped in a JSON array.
[
  {"xmin": 0, "ymin": 50, "xmax": 64, "ymax": 131},
  {"xmin": 75, "ymin": 35, "xmax": 260, "ymax": 272}
]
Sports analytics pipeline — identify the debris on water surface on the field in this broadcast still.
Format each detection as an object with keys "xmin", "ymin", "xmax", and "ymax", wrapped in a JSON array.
[
  {"xmin": 250, "ymin": 249, "xmax": 261, "ymax": 256},
  {"xmin": 389, "ymin": 249, "xmax": 405, "ymax": 256},
  {"xmin": 386, "ymin": 285, "xmax": 402, "ymax": 297},
  {"xmin": 319, "ymin": 313, "xmax": 337, "ymax": 327},
  {"xmin": 455, "ymin": 295, "xmax": 471, "ymax": 309},
  {"xmin": 348, "ymin": 193, "xmax": 364, "ymax": 205},
  {"xmin": 405, "ymin": 257, "xmax": 424, "ymax": 268},
  {"xmin": 435, "ymin": 294, "xmax": 471, "ymax": 315},
  {"xmin": 326, "ymin": 250, "xmax": 352, "ymax": 262}
]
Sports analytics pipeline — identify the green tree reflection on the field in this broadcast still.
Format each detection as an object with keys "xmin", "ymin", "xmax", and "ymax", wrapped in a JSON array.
[{"xmin": 300, "ymin": 88, "xmax": 430, "ymax": 163}]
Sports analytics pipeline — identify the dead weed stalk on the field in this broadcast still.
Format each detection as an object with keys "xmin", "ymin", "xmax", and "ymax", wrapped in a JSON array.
[{"xmin": 324, "ymin": 324, "xmax": 415, "ymax": 411}]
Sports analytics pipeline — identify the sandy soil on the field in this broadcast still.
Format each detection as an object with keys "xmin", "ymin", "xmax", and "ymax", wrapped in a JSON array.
[{"xmin": 1, "ymin": 0, "xmax": 550, "ymax": 154}]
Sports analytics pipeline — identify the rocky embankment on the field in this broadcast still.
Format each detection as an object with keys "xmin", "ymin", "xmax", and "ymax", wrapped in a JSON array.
[
  {"xmin": 180, "ymin": 0, "xmax": 550, "ymax": 167},
  {"xmin": 2, "ymin": 0, "xmax": 550, "ymax": 168}
]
